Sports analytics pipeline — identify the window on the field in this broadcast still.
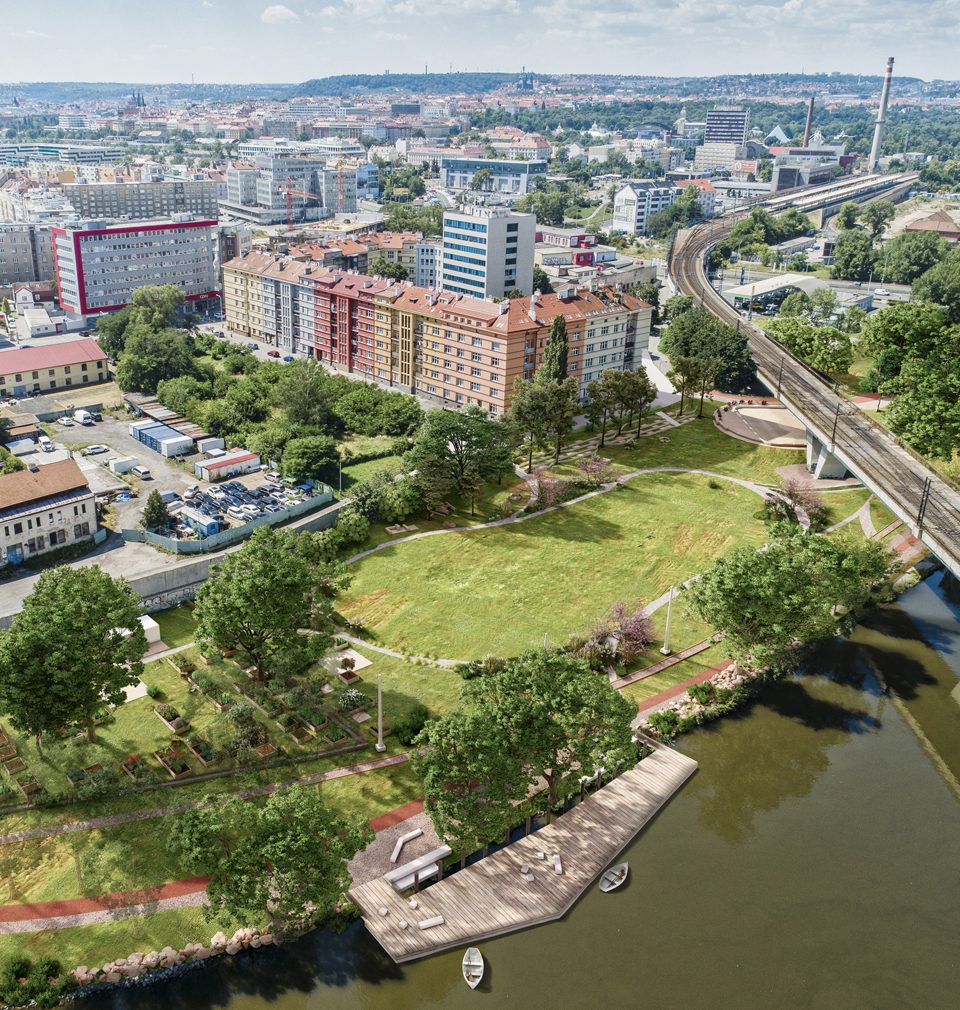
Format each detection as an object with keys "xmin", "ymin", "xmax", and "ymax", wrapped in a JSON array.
[
  {"xmin": 471, "ymin": 352, "xmax": 482, "ymax": 361},
  {"xmin": 13, "ymin": 522, "xmax": 22, "ymax": 535}
]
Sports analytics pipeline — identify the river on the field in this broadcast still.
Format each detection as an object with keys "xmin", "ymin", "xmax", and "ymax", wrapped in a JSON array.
[{"xmin": 82, "ymin": 571, "xmax": 960, "ymax": 1010}]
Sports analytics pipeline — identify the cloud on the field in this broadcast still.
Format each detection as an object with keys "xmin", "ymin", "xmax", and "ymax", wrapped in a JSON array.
[
  {"xmin": 374, "ymin": 29, "xmax": 410, "ymax": 40},
  {"xmin": 260, "ymin": 4, "xmax": 300, "ymax": 23},
  {"xmin": 147, "ymin": 43, "xmax": 169, "ymax": 50},
  {"xmin": 201, "ymin": 0, "xmax": 215, "ymax": 7},
  {"xmin": 305, "ymin": 4, "xmax": 340, "ymax": 14},
  {"xmin": 10, "ymin": 29, "xmax": 51, "ymax": 40}
]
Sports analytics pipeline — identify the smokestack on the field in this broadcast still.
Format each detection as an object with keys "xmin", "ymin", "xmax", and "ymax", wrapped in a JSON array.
[
  {"xmin": 868, "ymin": 57, "xmax": 895, "ymax": 173},
  {"xmin": 802, "ymin": 96, "xmax": 815, "ymax": 147}
]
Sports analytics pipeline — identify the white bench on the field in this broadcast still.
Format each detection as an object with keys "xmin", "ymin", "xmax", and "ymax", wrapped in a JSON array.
[
  {"xmin": 553, "ymin": 853, "xmax": 563, "ymax": 875},
  {"xmin": 390, "ymin": 827, "xmax": 424, "ymax": 864},
  {"xmin": 418, "ymin": 915, "xmax": 444, "ymax": 930},
  {"xmin": 384, "ymin": 845, "xmax": 452, "ymax": 892}
]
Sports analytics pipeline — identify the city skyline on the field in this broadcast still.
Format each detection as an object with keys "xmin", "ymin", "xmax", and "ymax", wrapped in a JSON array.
[{"xmin": 1, "ymin": 0, "xmax": 957, "ymax": 85}]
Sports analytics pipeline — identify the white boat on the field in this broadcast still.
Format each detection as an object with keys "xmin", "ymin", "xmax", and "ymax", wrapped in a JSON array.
[
  {"xmin": 462, "ymin": 946, "xmax": 484, "ymax": 989},
  {"xmin": 599, "ymin": 862, "xmax": 629, "ymax": 892}
]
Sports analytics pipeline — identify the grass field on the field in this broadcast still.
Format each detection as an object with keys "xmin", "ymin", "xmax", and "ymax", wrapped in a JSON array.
[{"xmin": 339, "ymin": 471, "xmax": 769, "ymax": 659}]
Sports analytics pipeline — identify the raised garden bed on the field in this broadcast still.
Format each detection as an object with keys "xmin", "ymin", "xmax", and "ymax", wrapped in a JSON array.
[
  {"xmin": 0, "ymin": 745, "xmax": 17, "ymax": 761},
  {"xmin": 0, "ymin": 730, "xmax": 8, "ymax": 746},
  {"xmin": 337, "ymin": 670, "xmax": 361, "ymax": 686},
  {"xmin": 254, "ymin": 742, "xmax": 277, "ymax": 760},
  {"xmin": 325, "ymin": 725, "xmax": 346, "ymax": 744},
  {"xmin": 66, "ymin": 768, "xmax": 86, "ymax": 787},
  {"xmin": 154, "ymin": 704, "xmax": 189, "ymax": 733},
  {"xmin": 154, "ymin": 746, "xmax": 191, "ymax": 779},
  {"xmin": 276, "ymin": 713, "xmax": 314, "ymax": 744},
  {"xmin": 83, "ymin": 763, "xmax": 103, "ymax": 776},
  {"xmin": 4, "ymin": 757, "xmax": 26, "ymax": 775},
  {"xmin": 121, "ymin": 754, "xmax": 148, "ymax": 782},
  {"xmin": 169, "ymin": 655, "xmax": 197, "ymax": 676},
  {"xmin": 16, "ymin": 775, "xmax": 42, "ymax": 798},
  {"xmin": 186, "ymin": 736, "xmax": 216, "ymax": 767}
]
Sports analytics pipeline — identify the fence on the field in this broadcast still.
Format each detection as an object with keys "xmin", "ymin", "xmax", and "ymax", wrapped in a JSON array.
[{"xmin": 120, "ymin": 487, "xmax": 335, "ymax": 554}]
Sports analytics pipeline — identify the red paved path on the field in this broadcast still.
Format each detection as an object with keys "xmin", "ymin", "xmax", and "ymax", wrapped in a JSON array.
[{"xmin": 635, "ymin": 661, "xmax": 729, "ymax": 715}]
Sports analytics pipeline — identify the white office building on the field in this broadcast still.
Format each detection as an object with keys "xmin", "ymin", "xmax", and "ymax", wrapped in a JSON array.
[
  {"xmin": 439, "ymin": 157, "xmax": 547, "ymax": 195},
  {"xmin": 439, "ymin": 206, "xmax": 535, "ymax": 298},
  {"xmin": 611, "ymin": 181, "xmax": 678, "ymax": 236},
  {"xmin": 415, "ymin": 240, "xmax": 442, "ymax": 288}
]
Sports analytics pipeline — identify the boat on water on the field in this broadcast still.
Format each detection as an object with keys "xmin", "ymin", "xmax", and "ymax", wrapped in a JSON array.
[
  {"xmin": 462, "ymin": 947, "xmax": 484, "ymax": 989},
  {"xmin": 599, "ymin": 862, "xmax": 629, "ymax": 892}
]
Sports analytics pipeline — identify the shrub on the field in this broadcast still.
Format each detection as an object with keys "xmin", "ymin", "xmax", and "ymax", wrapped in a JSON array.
[
  {"xmin": 687, "ymin": 681, "xmax": 717, "ymax": 705},
  {"xmin": 393, "ymin": 703, "xmax": 430, "ymax": 745},
  {"xmin": 707, "ymin": 478, "xmax": 721, "ymax": 489},
  {"xmin": 191, "ymin": 671, "xmax": 214, "ymax": 691},
  {"xmin": 146, "ymin": 683, "xmax": 162, "ymax": 699},
  {"xmin": 338, "ymin": 688, "xmax": 371, "ymax": 711},
  {"xmin": 646, "ymin": 709, "xmax": 681, "ymax": 740}
]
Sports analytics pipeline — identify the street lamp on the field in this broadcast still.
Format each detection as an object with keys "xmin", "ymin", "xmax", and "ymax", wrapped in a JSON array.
[{"xmin": 660, "ymin": 587, "xmax": 675, "ymax": 656}]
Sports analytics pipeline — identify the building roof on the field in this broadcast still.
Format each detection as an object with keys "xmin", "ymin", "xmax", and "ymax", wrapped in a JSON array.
[
  {"xmin": 676, "ymin": 177, "xmax": 716, "ymax": 193},
  {"xmin": 0, "ymin": 338, "xmax": 107, "ymax": 376},
  {"xmin": 905, "ymin": 209, "xmax": 960, "ymax": 237},
  {"xmin": 201, "ymin": 451, "xmax": 259, "ymax": 470},
  {"xmin": 0, "ymin": 458, "xmax": 88, "ymax": 512}
]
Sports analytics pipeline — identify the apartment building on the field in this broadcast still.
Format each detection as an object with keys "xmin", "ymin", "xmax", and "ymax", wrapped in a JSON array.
[
  {"xmin": 612, "ymin": 181, "xmax": 679, "ymax": 236},
  {"xmin": 0, "ymin": 143, "xmax": 124, "ymax": 166},
  {"xmin": 0, "ymin": 459, "xmax": 96, "ymax": 567},
  {"xmin": 439, "ymin": 157, "xmax": 547, "ymax": 195},
  {"xmin": 440, "ymin": 206, "xmax": 536, "ymax": 299},
  {"xmin": 62, "ymin": 180, "xmax": 219, "ymax": 220},
  {"xmin": 704, "ymin": 107, "xmax": 750, "ymax": 146},
  {"xmin": 223, "ymin": 253, "xmax": 650, "ymax": 414},
  {"xmin": 53, "ymin": 219, "xmax": 219, "ymax": 317},
  {"xmin": 415, "ymin": 241, "xmax": 441, "ymax": 288},
  {"xmin": 365, "ymin": 231, "xmax": 421, "ymax": 275},
  {"xmin": 0, "ymin": 339, "xmax": 109, "ymax": 397},
  {"xmin": 0, "ymin": 223, "xmax": 55, "ymax": 286}
]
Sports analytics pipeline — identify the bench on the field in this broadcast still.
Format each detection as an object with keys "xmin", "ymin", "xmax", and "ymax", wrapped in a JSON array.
[
  {"xmin": 390, "ymin": 827, "xmax": 424, "ymax": 864},
  {"xmin": 384, "ymin": 845, "xmax": 452, "ymax": 892},
  {"xmin": 418, "ymin": 915, "xmax": 444, "ymax": 930},
  {"xmin": 553, "ymin": 853, "xmax": 563, "ymax": 875}
]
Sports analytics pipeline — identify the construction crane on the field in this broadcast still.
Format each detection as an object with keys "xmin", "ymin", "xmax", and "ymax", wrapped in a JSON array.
[{"xmin": 277, "ymin": 177, "xmax": 324, "ymax": 229}]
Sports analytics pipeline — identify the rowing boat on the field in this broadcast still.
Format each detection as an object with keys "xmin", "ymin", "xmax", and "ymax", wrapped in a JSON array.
[
  {"xmin": 462, "ymin": 947, "xmax": 484, "ymax": 989},
  {"xmin": 599, "ymin": 862, "xmax": 629, "ymax": 892}
]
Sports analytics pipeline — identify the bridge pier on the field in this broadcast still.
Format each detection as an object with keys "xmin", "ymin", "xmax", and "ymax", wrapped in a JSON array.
[{"xmin": 806, "ymin": 430, "xmax": 849, "ymax": 480}]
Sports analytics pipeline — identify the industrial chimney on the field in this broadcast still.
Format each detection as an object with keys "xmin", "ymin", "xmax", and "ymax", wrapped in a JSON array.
[
  {"xmin": 868, "ymin": 57, "xmax": 895, "ymax": 173},
  {"xmin": 802, "ymin": 96, "xmax": 815, "ymax": 147}
]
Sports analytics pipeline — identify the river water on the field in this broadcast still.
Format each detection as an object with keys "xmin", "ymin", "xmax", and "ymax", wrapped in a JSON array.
[{"xmin": 83, "ymin": 571, "xmax": 960, "ymax": 1010}]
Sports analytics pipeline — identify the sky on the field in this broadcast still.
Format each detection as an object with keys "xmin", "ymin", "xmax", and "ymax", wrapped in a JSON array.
[{"xmin": 3, "ymin": 0, "xmax": 958, "ymax": 84}]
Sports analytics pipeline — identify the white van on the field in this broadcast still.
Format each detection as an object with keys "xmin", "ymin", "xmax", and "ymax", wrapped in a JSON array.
[
  {"xmin": 73, "ymin": 409, "xmax": 93, "ymax": 425},
  {"xmin": 38, "ymin": 434, "xmax": 54, "ymax": 452}
]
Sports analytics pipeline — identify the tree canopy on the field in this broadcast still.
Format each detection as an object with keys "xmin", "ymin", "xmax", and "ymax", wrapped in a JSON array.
[
  {"xmin": 0, "ymin": 568, "xmax": 145, "ymax": 745},
  {"xmin": 659, "ymin": 306, "xmax": 756, "ymax": 392}
]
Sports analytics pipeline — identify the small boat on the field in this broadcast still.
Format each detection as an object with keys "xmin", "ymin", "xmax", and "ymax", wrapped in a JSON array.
[
  {"xmin": 462, "ymin": 946, "xmax": 484, "ymax": 989},
  {"xmin": 599, "ymin": 862, "xmax": 629, "ymax": 892}
]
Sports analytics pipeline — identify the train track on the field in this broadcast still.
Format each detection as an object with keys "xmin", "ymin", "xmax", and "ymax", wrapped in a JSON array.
[{"xmin": 668, "ymin": 194, "xmax": 960, "ymax": 576}]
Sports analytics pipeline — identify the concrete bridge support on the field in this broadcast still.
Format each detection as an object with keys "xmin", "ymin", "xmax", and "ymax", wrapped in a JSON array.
[{"xmin": 806, "ymin": 430, "xmax": 849, "ymax": 479}]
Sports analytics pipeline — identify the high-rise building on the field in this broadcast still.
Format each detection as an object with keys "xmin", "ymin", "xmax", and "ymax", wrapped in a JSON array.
[
  {"xmin": 0, "ymin": 224, "xmax": 55, "ymax": 286},
  {"xmin": 52, "ymin": 219, "xmax": 219, "ymax": 318},
  {"xmin": 704, "ymin": 107, "xmax": 749, "ymax": 146},
  {"xmin": 612, "ymin": 181, "xmax": 678, "ymax": 236},
  {"xmin": 62, "ymin": 180, "xmax": 219, "ymax": 220},
  {"xmin": 440, "ymin": 206, "xmax": 535, "ymax": 299}
]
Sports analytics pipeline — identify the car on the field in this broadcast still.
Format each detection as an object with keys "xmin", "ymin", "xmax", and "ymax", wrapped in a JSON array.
[
  {"xmin": 282, "ymin": 355, "xmax": 294, "ymax": 363},
  {"xmin": 216, "ymin": 331, "xmax": 225, "ymax": 338},
  {"xmin": 82, "ymin": 444, "xmax": 109, "ymax": 455},
  {"xmin": 38, "ymin": 435, "xmax": 54, "ymax": 452},
  {"xmin": 265, "ymin": 470, "xmax": 281, "ymax": 481},
  {"xmin": 130, "ymin": 465, "xmax": 152, "ymax": 480},
  {"xmin": 247, "ymin": 342, "xmax": 258, "ymax": 350},
  {"xmin": 89, "ymin": 411, "xmax": 102, "ymax": 422},
  {"xmin": 184, "ymin": 484, "xmax": 200, "ymax": 497},
  {"xmin": 227, "ymin": 506, "xmax": 246, "ymax": 519},
  {"xmin": 57, "ymin": 416, "xmax": 75, "ymax": 427},
  {"xmin": 874, "ymin": 287, "xmax": 891, "ymax": 297},
  {"xmin": 267, "ymin": 349, "xmax": 281, "ymax": 358}
]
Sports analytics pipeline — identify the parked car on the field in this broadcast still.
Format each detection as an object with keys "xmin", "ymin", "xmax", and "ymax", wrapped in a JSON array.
[
  {"xmin": 265, "ymin": 471, "xmax": 281, "ymax": 481},
  {"xmin": 246, "ymin": 342, "xmax": 258, "ymax": 350},
  {"xmin": 267, "ymin": 349, "xmax": 281, "ymax": 358},
  {"xmin": 73, "ymin": 409, "xmax": 93, "ymax": 425},
  {"xmin": 184, "ymin": 484, "xmax": 200, "ymax": 498},
  {"xmin": 82, "ymin": 444, "xmax": 109, "ymax": 455},
  {"xmin": 226, "ymin": 506, "xmax": 246, "ymax": 519},
  {"xmin": 130, "ymin": 465, "xmax": 152, "ymax": 480},
  {"xmin": 57, "ymin": 416, "xmax": 75, "ymax": 427},
  {"xmin": 89, "ymin": 411, "xmax": 102, "ymax": 422},
  {"xmin": 282, "ymin": 355, "xmax": 294, "ymax": 363}
]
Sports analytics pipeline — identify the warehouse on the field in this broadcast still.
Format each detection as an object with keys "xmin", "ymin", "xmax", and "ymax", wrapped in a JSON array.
[
  {"xmin": 128, "ymin": 420, "xmax": 195, "ymax": 458},
  {"xmin": 194, "ymin": 449, "xmax": 261, "ymax": 483}
]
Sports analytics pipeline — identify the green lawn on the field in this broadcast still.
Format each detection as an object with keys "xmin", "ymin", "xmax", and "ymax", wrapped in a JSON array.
[
  {"xmin": 339, "ymin": 471, "xmax": 769, "ymax": 660},
  {"xmin": 153, "ymin": 607, "xmax": 196, "ymax": 649},
  {"xmin": 870, "ymin": 496, "xmax": 899, "ymax": 533},
  {"xmin": 820, "ymin": 488, "xmax": 872, "ymax": 530},
  {"xmin": 340, "ymin": 455, "xmax": 405, "ymax": 489}
]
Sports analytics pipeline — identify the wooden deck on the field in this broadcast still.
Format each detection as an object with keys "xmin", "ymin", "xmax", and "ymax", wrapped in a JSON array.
[{"xmin": 349, "ymin": 743, "xmax": 698, "ymax": 962}]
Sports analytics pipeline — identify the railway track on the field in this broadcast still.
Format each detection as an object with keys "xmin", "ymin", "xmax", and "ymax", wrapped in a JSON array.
[{"xmin": 668, "ymin": 196, "xmax": 960, "ymax": 576}]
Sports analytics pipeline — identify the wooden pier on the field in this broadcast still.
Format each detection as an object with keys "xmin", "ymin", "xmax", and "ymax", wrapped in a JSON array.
[{"xmin": 349, "ymin": 743, "xmax": 698, "ymax": 962}]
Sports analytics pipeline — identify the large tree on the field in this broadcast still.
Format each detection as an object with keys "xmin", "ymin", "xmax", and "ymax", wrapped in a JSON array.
[
  {"xmin": 585, "ymin": 370, "xmax": 620, "ymax": 447},
  {"xmin": 835, "ymin": 202, "xmax": 860, "ymax": 230},
  {"xmin": 766, "ymin": 317, "xmax": 854, "ymax": 377},
  {"xmin": 831, "ymin": 229, "xmax": 877, "ymax": 282},
  {"xmin": 280, "ymin": 435, "xmax": 338, "ymax": 483},
  {"xmin": 659, "ymin": 307, "xmax": 755, "ymax": 392},
  {"xmin": 508, "ymin": 376, "xmax": 551, "ymax": 472},
  {"xmin": 114, "ymin": 324, "xmax": 195, "ymax": 394},
  {"xmin": 881, "ymin": 231, "xmax": 948, "ymax": 285},
  {"xmin": 0, "ymin": 568, "xmax": 146, "ymax": 745},
  {"xmin": 169, "ymin": 785, "xmax": 371, "ymax": 939},
  {"xmin": 860, "ymin": 199, "xmax": 896, "ymax": 240},
  {"xmin": 130, "ymin": 284, "xmax": 185, "ymax": 330},
  {"xmin": 533, "ymin": 374, "xmax": 579, "ymax": 463},
  {"xmin": 194, "ymin": 527, "xmax": 336, "ymax": 680},
  {"xmin": 685, "ymin": 527, "xmax": 888, "ymax": 673},
  {"xmin": 275, "ymin": 359, "xmax": 340, "ymax": 431},
  {"xmin": 141, "ymin": 489, "xmax": 172, "ymax": 530},
  {"xmin": 912, "ymin": 248, "xmax": 960, "ymax": 322},
  {"xmin": 667, "ymin": 355, "xmax": 701, "ymax": 417},
  {"xmin": 540, "ymin": 314, "xmax": 569, "ymax": 383}
]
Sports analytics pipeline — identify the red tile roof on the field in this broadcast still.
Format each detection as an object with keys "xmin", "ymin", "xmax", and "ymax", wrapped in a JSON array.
[
  {"xmin": 0, "ymin": 339, "xmax": 107, "ymax": 377},
  {"xmin": 0, "ymin": 459, "xmax": 89, "ymax": 511}
]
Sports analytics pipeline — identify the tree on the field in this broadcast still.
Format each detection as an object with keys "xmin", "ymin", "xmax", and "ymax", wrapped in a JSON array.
[
  {"xmin": 912, "ymin": 249, "xmax": 960, "ymax": 322},
  {"xmin": 534, "ymin": 374, "xmax": 579, "ymax": 462},
  {"xmin": 464, "ymin": 649, "xmax": 636, "ymax": 819},
  {"xmin": 631, "ymin": 281, "xmax": 661, "ymax": 325},
  {"xmin": 275, "ymin": 359, "xmax": 339, "ymax": 431},
  {"xmin": 368, "ymin": 257, "xmax": 408, "ymax": 281},
  {"xmin": 860, "ymin": 199, "xmax": 896, "ymax": 240},
  {"xmin": 114, "ymin": 325, "xmax": 195, "ymax": 394},
  {"xmin": 685, "ymin": 526, "xmax": 888, "ymax": 673},
  {"xmin": 662, "ymin": 294, "xmax": 694, "ymax": 321},
  {"xmin": 130, "ymin": 284, "xmax": 184, "ymax": 329},
  {"xmin": 622, "ymin": 369, "xmax": 657, "ymax": 435},
  {"xmin": 532, "ymin": 265, "xmax": 554, "ymax": 295},
  {"xmin": 585, "ymin": 371, "xmax": 620, "ymax": 447},
  {"xmin": 0, "ymin": 568, "xmax": 145, "ymax": 746},
  {"xmin": 194, "ymin": 528, "xmax": 333, "ymax": 681},
  {"xmin": 831, "ymin": 229, "xmax": 878, "ymax": 282},
  {"xmin": 809, "ymin": 287, "xmax": 839, "ymax": 325},
  {"xmin": 659, "ymin": 307, "xmax": 755, "ymax": 392},
  {"xmin": 778, "ymin": 291, "xmax": 814, "ymax": 318},
  {"xmin": 667, "ymin": 355, "xmax": 702, "ymax": 417},
  {"xmin": 141, "ymin": 489, "xmax": 171, "ymax": 530},
  {"xmin": 508, "ymin": 376, "xmax": 550, "ymax": 472},
  {"xmin": 95, "ymin": 306, "xmax": 135, "ymax": 357},
  {"xmin": 835, "ymin": 202, "xmax": 861, "ymax": 230},
  {"xmin": 281, "ymin": 435, "xmax": 338, "ymax": 483},
  {"xmin": 470, "ymin": 167, "xmax": 493, "ymax": 191},
  {"xmin": 766, "ymin": 317, "xmax": 853, "ymax": 376},
  {"xmin": 860, "ymin": 300, "xmax": 954, "ymax": 387},
  {"xmin": 540, "ymin": 314, "xmax": 569, "ymax": 382},
  {"xmin": 692, "ymin": 356, "xmax": 721, "ymax": 417},
  {"xmin": 882, "ymin": 231, "xmax": 948, "ymax": 285},
  {"xmin": 169, "ymin": 785, "xmax": 371, "ymax": 939}
]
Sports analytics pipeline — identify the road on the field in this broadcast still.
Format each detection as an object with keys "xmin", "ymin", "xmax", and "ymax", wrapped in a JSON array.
[{"xmin": 669, "ymin": 209, "xmax": 960, "ymax": 579}]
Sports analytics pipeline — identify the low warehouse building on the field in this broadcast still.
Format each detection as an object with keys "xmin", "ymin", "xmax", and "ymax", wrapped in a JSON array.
[
  {"xmin": 0, "ymin": 338, "xmax": 109, "ymax": 398},
  {"xmin": 0, "ymin": 458, "xmax": 96, "ymax": 566},
  {"xmin": 194, "ymin": 449, "xmax": 260, "ymax": 483},
  {"xmin": 129, "ymin": 420, "xmax": 195, "ymax": 457}
]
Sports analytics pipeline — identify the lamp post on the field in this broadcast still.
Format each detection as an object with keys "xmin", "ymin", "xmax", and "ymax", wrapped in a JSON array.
[
  {"xmin": 660, "ymin": 586, "xmax": 675, "ymax": 656},
  {"xmin": 338, "ymin": 452, "xmax": 343, "ymax": 495},
  {"xmin": 375, "ymin": 673, "xmax": 385, "ymax": 753}
]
